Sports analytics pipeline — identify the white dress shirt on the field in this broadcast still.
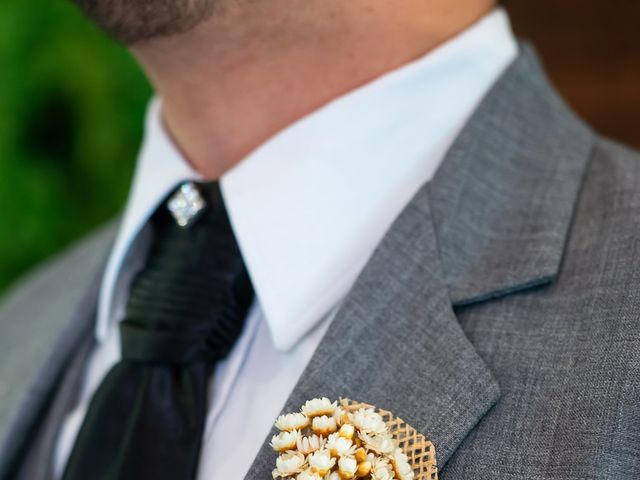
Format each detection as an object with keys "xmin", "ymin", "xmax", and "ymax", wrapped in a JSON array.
[{"xmin": 53, "ymin": 8, "xmax": 517, "ymax": 479}]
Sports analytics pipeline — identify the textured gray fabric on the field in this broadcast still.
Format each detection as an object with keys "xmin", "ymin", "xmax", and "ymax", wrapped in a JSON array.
[
  {"xmin": 440, "ymin": 137, "xmax": 640, "ymax": 479},
  {"xmin": 428, "ymin": 43, "xmax": 593, "ymax": 306},
  {"xmin": 13, "ymin": 333, "xmax": 94, "ymax": 480},
  {"xmin": 2, "ymin": 42, "xmax": 640, "ymax": 479},
  {"xmin": 0, "ymin": 222, "xmax": 116, "ymax": 479}
]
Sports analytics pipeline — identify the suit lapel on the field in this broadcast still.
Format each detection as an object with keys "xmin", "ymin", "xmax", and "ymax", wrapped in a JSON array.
[
  {"xmin": 430, "ymin": 45, "xmax": 593, "ymax": 308},
  {"xmin": 0, "ymin": 223, "xmax": 116, "ymax": 479},
  {"xmin": 247, "ymin": 44, "xmax": 594, "ymax": 477},
  {"xmin": 247, "ymin": 182, "xmax": 501, "ymax": 477}
]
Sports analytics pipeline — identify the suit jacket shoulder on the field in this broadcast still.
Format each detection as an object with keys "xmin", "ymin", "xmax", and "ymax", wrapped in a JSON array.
[
  {"xmin": 572, "ymin": 134, "xmax": 640, "ymax": 306},
  {"xmin": 589, "ymin": 135, "xmax": 640, "ymax": 205}
]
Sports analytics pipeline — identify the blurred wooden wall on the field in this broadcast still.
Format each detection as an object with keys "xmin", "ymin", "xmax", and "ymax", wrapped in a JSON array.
[{"xmin": 505, "ymin": 1, "xmax": 640, "ymax": 149}]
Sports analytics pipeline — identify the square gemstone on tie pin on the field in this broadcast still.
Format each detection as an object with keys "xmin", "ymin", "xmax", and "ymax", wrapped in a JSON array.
[{"xmin": 167, "ymin": 182, "xmax": 206, "ymax": 227}]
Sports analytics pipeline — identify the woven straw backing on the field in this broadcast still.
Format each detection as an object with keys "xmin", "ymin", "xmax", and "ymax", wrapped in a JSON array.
[{"xmin": 340, "ymin": 398, "xmax": 438, "ymax": 480}]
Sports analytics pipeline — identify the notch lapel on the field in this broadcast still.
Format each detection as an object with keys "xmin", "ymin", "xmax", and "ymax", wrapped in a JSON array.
[
  {"xmin": 430, "ymin": 44, "xmax": 593, "ymax": 307},
  {"xmin": 247, "ymin": 183, "xmax": 501, "ymax": 477}
]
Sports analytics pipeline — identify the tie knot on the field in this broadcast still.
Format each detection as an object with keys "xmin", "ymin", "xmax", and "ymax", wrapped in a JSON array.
[{"xmin": 120, "ymin": 181, "xmax": 254, "ymax": 364}]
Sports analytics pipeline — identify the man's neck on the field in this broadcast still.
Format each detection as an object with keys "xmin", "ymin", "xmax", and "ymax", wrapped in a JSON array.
[{"xmin": 132, "ymin": 0, "xmax": 495, "ymax": 179}]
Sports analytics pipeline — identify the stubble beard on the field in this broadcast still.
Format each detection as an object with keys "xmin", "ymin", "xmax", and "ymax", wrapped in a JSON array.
[{"xmin": 72, "ymin": 0, "xmax": 217, "ymax": 44}]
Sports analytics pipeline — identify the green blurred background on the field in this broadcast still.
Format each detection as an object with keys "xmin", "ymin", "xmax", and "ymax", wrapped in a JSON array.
[
  {"xmin": 0, "ymin": 1, "xmax": 151, "ymax": 294},
  {"xmin": 1, "ymin": 0, "xmax": 639, "ymax": 296}
]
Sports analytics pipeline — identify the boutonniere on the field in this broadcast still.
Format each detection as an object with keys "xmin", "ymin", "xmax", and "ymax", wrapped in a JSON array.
[{"xmin": 270, "ymin": 397, "xmax": 438, "ymax": 480}]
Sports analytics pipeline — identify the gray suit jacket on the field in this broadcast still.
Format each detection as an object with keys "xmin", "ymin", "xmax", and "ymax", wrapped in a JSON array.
[{"xmin": 1, "ymin": 44, "xmax": 639, "ymax": 479}]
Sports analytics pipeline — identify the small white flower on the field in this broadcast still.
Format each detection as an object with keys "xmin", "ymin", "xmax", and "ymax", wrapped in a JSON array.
[
  {"xmin": 351, "ymin": 408, "xmax": 388, "ymax": 435},
  {"xmin": 296, "ymin": 434, "xmax": 326, "ymax": 455},
  {"xmin": 311, "ymin": 415, "xmax": 338, "ymax": 436},
  {"xmin": 325, "ymin": 472, "xmax": 341, "ymax": 480},
  {"xmin": 359, "ymin": 432, "xmax": 396, "ymax": 455},
  {"xmin": 307, "ymin": 449, "xmax": 336, "ymax": 476},
  {"xmin": 301, "ymin": 397, "xmax": 337, "ymax": 418},
  {"xmin": 296, "ymin": 469, "xmax": 323, "ymax": 480},
  {"xmin": 390, "ymin": 448, "xmax": 414, "ymax": 480},
  {"xmin": 275, "ymin": 412, "xmax": 310, "ymax": 432},
  {"xmin": 338, "ymin": 456, "xmax": 358, "ymax": 478},
  {"xmin": 270, "ymin": 430, "xmax": 301, "ymax": 452},
  {"xmin": 273, "ymin": 451, "xmax": 306, "ymax": 478},
  {"xmin": 332, "ymin": 406, "xmax": 347, "ymax": 425},
  {"xmin": 370, "ymin": 457, "xmax": 395, "ymax": 480},
  {"xmin": 326, "ymin": 433, "xmax": 355, "ymax": 457}
]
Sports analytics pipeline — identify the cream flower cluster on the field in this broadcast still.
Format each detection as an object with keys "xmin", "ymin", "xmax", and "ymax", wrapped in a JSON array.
[{"xmin": 271, "ymin": 398, "xmax": 414, "ymax": 480}]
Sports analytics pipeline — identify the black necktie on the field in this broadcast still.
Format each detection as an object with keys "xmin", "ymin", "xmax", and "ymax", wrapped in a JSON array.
[{"xmin": 62, "ymin": 182, "xmax": 254, "ymax": 480}]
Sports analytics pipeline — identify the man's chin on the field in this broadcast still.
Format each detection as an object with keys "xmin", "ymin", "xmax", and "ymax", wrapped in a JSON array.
[{"xmin": 72, "ymin": 0, "xmax": 215, "ymax": 44}]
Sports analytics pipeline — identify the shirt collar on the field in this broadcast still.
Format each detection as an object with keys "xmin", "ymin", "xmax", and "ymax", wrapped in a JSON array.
[{"xmin": 97, "ymin": 8, "xmax": 517, "ymax": 350}]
